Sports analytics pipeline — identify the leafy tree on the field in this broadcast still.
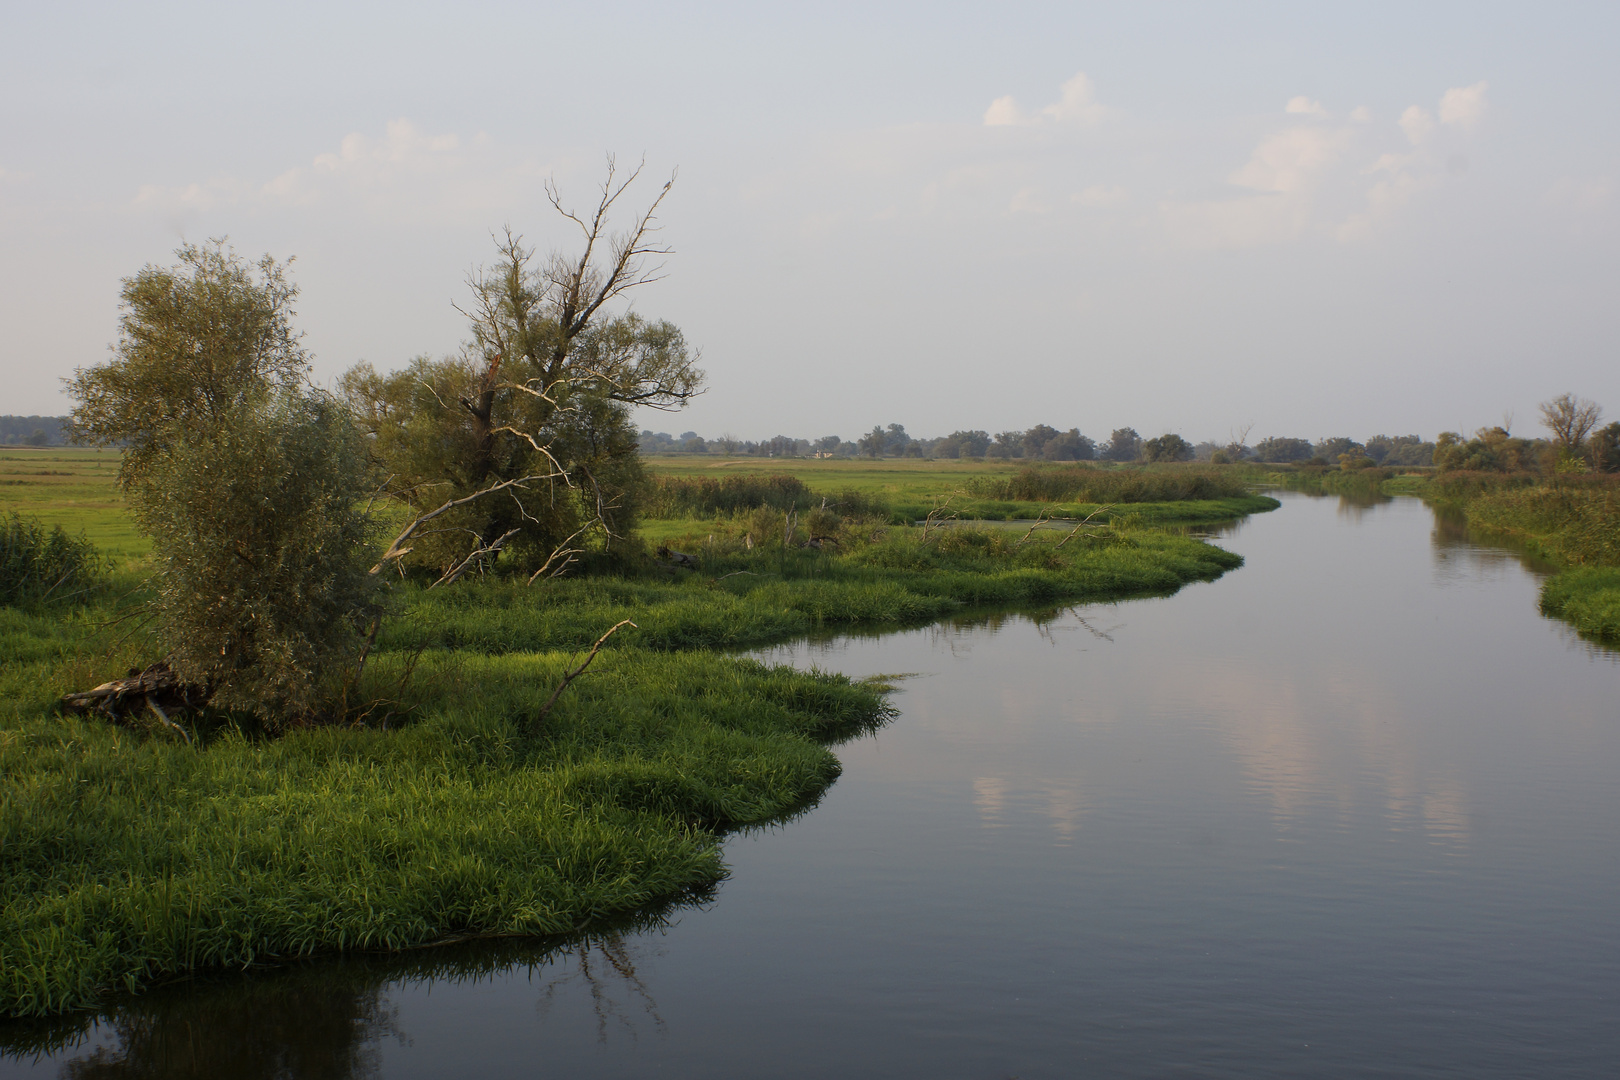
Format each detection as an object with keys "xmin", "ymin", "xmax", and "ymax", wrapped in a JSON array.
[
  {"xmin": 1104, "ymin": 427, "xmax": 1141, "ymax": 462},
  {"xmin": 68, "ymin": 242, "xmax": 379, "ymax": 725},
  {"xmin": 857, "ymin": 426, "xmax": 886, "ymax": 458},
  {"xmin": 1020, "ymin": 424, "xmax": 1060, "ymax": 459},
  {"xmin": 1141, "ymin": 433, "xmax": 1193, "ymax": 463},
  {"xmin": 1314, "ymin": 437, "xmax": 1363, "ymax": 460},
  {"xmin": 1589, "ymin": 422, "xmax": 1620, "ymax": 473},
  {"xmin": 988, "ymin": 430, "xmax": 1024, "ymax": 459},
  {"xmin": 814, "ymin": 435, "xmax": 843, "ymax": 455},
  {"xmin": 68, "ymin": 241, "xmax": 308, "ymax": 485},
  {"xmin": 934, "ymin": 430, "xmax": 991, "ymax": 459},
  {"xmin": 884, "ymin": 423, "xmax": 911, "ymax": 456},
  {"xmin": 1364, "ymin": 434, "xmax": 1434, "ymax": 466},
  {"xmin": 1042, "ymin": 428, "xmax": 1095, "ymax": 461},
  {"xmin": 1434, "ymin": 427, "xmax": 1542, "ymax": 472},
  {"xmin": 345, "ymin": 160, "xmax": 702, "ymax": 579},
  {"xmin": 1253, "ymin": 436, "xmax": 1313, "ymax": 463}
]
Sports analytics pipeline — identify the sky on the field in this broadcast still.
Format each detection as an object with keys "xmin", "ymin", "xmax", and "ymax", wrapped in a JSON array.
[{"xmin": 2, "ymin": 1, "xmax": 1617, "ymax": 445}]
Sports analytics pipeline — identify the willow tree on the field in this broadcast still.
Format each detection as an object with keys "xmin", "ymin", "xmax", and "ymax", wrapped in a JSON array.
[
  {"xmin": 346, "ymin": 157, "xmax": 703, "ymax": 582},
  {"xmin": 67, "ymin": 242, "xmax": 380, "ymax": 725}
]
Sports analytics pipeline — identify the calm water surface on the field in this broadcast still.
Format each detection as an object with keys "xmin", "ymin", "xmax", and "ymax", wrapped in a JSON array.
[{"xmin": 5, "ymin": 492, "xmax": 1617, "ymax": 1078}]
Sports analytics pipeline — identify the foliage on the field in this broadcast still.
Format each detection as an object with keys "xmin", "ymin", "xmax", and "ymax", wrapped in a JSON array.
[
  {"xmin": 1103, "ymin": 427, "xmax": 1141, "ymax": 462},
  {"xmin": 1458, "ymin": 478, "xmax": 1620, "ymax": 566},
  {"xmin": 1363, "ymin": 434, "xmax": 1434, "ymax": 466},
  {"xmin": 65, "ymin": 243, "xmax": 380, "ymax": 727},
  {"xmin": 343, "ymin": 165, "xmax": 701, "ymax": 579},
  {"xmin": 1540, "ymin": 567, "xmax": 1620, "ymax": 642},
  {"xmin": 131, "ymin": 393, "xmax": 382, "ymax": 723},
  {"xmin": 1591, "ymin": 422, "xmax": 1620, "ymax": 473},
  {"xmin": 1141, "ymin": 433, "xmax": 1193, "ymax": 463},
  {"xmin": 1253, "ymin": 436, "xmax": 1314, "ymax": 463},
  {"xmin": 65, "ymin": 241, "xmax": 308, "ymax": 487},
  {"xmin": 1539, "ymin": 392, "xmax": 1603, "ymax": 453},
  {"xmin": 932, "ymin": 430, "xmax": 992, "ymax": 459},
  {"xmin": 643, "ymin": 474, "xmax": 891, "ymax": 520},
  {"xmin": 0, "ymin": 513, "xmax": 107, "ymax": 608},
  {"xmin": 964, "ymin": 463, "xmax": 1250, "ymax": 504},
  {"xmin": 0, "ymin": 640, "xmax": 890, "ymax": 1016},
  {"xmin": 1433, "ymin": 427, "xmax": 1546, "ymax": 473}
]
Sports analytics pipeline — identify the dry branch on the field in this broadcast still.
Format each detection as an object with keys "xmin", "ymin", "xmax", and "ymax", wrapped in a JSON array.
[{"xmin": 533, "ymin": 620, "xmax": 637, "ymax": 726}]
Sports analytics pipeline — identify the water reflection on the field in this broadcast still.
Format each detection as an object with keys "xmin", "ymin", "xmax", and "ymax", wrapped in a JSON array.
[
  {"xmin": 0, "ymin": 904, "xmax": 693, "ymax": 1078},
  {"xmin": 5, "ymin": 493, "xmax": 1617, "ymax": 1078}
]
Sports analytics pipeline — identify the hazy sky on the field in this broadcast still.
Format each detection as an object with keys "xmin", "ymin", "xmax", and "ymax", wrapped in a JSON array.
[{"xmin": 3, "ymin": 1, "xmax": 1616, "ymax": 444}]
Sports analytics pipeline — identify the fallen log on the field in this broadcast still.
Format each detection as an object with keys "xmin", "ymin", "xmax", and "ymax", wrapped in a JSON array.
[{"xmin": 61, "ymin": 662, "xmax": 206, "ymax": 738}]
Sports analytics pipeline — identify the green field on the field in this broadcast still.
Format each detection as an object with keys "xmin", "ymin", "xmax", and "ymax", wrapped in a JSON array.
[
  {"xmin": 0, "ymin": 449, "xmax": 146, "ymax": 566},
  {"xmin": 1, "ymin": 449, "xmax": 1274, "ymax": 1017}
]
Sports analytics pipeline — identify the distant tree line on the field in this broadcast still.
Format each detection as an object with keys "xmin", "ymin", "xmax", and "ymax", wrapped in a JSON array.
[
  {"xmin": 637, "ymin": 423, "xmax": 1441, "ymax": 466},
  {"xmin": 0, "ymin": 416, "xmax": 69, "ymax": 445}
]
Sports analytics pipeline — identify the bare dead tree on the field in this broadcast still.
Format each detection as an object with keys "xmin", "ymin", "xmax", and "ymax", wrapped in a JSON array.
[{"xmin": 1539, "ymin": 393, "xmax": 1603, "ymax": 453}]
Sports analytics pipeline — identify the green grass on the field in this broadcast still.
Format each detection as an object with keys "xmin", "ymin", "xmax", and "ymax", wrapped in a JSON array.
[
  {"xmin": 0, "ymin": 449, "xmax": 146, "ymax": 568},
  {"xmin": 641, "ymin": 456, "xmax": 1277, "ymax": 525},
  {"xmin": 0, "ymin": 626, "xmax": 892, "ymax": 1016},
  {"xmin": 1540, "ymin": 567, "xmax": 1620, "ymax": 641},
  {"xmin": 1, "ymin": 449, "xmax": 1269, "ymax": 1018},
  {"xmin": 1406, "ymin": 470, "xmax": 1620, "ymax": 643}
]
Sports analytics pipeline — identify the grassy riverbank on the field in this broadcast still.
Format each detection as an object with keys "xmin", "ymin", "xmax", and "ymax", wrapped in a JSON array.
[
  {"xmin": 1274, "ymin": 459, "xmax": 1620, "ymax": 643},
  {"xmin": 1423, "ymin": 473, "xmax": 1620, "ymax": 641},
  {"xmin": 1, "ymin": 451, "xmax": 1268, "ymax": 1017}
]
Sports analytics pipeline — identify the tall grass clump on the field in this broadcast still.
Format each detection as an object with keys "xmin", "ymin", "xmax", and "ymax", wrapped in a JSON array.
[
  {"xmin": 1461, "ymin": 480, "xmax": 1620, "ymax": 566},
  {"xmin": 964, "ymin": 464, "xmax": 1249, "ymax": 504},
  {"xmin": 645, "ymin": 474, "xmax": 890, "ymax": 519},
  {"xmin": 0, "ymin": 513, "xmax": 107, "ymax": 608},
  {"xmin": 645, "ymin": 474, "xmax": 812, "ymax": 516}
]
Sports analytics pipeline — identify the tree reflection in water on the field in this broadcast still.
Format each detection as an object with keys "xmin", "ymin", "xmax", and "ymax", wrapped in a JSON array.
[{"xmin": 0, "ymin": 898, "xmax": 697, "ymax": 1079}]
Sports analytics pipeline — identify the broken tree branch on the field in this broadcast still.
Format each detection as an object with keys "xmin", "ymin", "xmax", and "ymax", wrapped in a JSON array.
[{"xmin": 533, "ymin": 620, "xmax": 637, "ymax": 725}]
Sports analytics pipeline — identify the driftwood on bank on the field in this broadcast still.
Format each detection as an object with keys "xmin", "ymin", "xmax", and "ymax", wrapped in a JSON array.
[
  {"xmin": 60, "ymin": 662, "xmax": 204, "ymax": 742},
  {"xmin": 656, "ymin": 546, "xmax": 699, "ymax": 571}
]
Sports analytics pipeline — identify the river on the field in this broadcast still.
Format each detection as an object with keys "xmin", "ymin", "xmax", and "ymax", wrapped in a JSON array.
[{"xmin": 4, "ymin": 491, "xmax": 1617, "ymax": 1078}]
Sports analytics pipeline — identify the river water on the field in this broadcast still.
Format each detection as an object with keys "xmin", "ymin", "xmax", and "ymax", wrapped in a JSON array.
[{"xmin": 4, "ymin": 491, "xmax": 1618, "ymax": 1078}]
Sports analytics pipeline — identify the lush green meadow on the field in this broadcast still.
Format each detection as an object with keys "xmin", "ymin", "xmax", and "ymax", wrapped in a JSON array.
[
  {"xmin": 0, "ymin": 452, "xmax": 1269, "ymax": 1017},
  {"xmin": 0, "ymin": 449, "xmax": 146, "ymax": 566}
]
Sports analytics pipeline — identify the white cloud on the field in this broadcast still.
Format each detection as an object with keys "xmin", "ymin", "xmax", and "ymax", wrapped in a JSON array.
[
  {"xmin": 1399, "ymin": 105, "xmax": 1435, "ymax": 145},
  {"xmin": 1229, "ymin": 127, "xmax": 1350, "ymax": 195},
  {"xmin": 1285, "ymin": 96, "xmax": 1326, "ymax": 116},
  {"xmin": 983, "ymin": 72, "xmax": 1105, "ymax": 127},
  {"xmin": 1073, "ymin": 184, "xmax": 1128, "ymax": 207},
  {"xmin": 1349, "ymin": 106, "xmax": 1373, "ymax": 124},
  {"xmin": 983, "ymin": 95, "xmax": 1036, "ymax": 127},
  {"xmin": 1162, "ymin": 126, "xmax": 1350, "ymax": 248},
  {"xmin": 1043, "ymin": 73, "xmax": 1106, "ymax": 124},
  {"xmin": 1008, "ymin": 187, "xmax": 1050, "ymax": 214},
  {"xmin": 1438, "ymin": 81, "xmax": 1488, "ymax": 129},
  {"xmin": 129, "ymin": 120, "xmax": 549, "ymax": 225}
]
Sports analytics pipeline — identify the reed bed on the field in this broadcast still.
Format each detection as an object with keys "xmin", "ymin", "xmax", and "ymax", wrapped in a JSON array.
[{"xmin": 963, "ymin": 464, "xmax": 1251, "ymax": 504}]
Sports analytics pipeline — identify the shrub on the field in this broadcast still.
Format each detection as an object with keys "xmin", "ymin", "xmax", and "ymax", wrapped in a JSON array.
[
  {"xmin": 963, "ymin": 464, "xmax": 1248, "ymax": 504},
  {"xmin": 131, "ymin": 392, "xmax": 383, "ymax": 725},
  {"xmin": 0, "ymin": 512, "xmax": 107, "ymax": 607}
]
